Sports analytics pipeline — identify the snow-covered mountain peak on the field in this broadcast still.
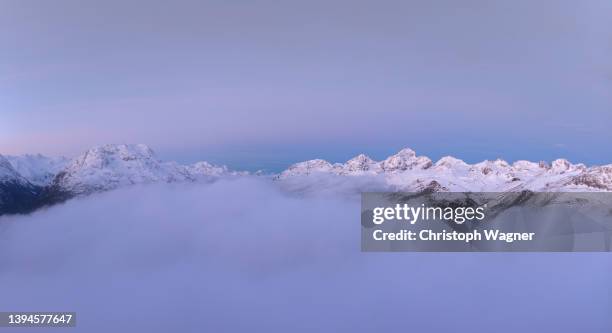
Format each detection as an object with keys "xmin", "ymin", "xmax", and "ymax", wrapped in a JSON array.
[
  {"xmin": 551, "ymin": 158, "xmax": 570, "ymax": 171},
  {"xmin": 381, "ymin": 148, "xmax": 432, "ymax": 171},
  {"xmin": 348, "ymin": 153, "xmax": 374, "ymax": 163},
  {"xmin": 280, "ymin": 159, "xmax": 335, "ymax": 177},
  {"xmin": 187, "ymin": 161, "xmax": 230, "ymax": 178},
  {"xmin": 471, "ymin": 159, "xmax": 513, "ymax": 177},
  {"xmin": 52, "ymin": 144, "xmax": 235, "ymax": 195},
  {"xmin": 473, "ymin": 158, "xmax": 509, "ymax": 166},
  {"xmin": 54, "ymin": 144, "xmax": 182, "ymax": 194},
  {"xmin": 512, "ymin": 160, "xmax": 541, "ymax": 171},
  {"xmin": 344, "ymin": 154, "xmax": 377, "ymax": 172},
  {"xmin": 434, "ymin": 156, "xmax": 468, "ymax": 169},
  {"xmin": 566, "ymin": 164, "xmax": 612, "ymax": 191},
  {"xmin": 493, "ymin": 159, "xmax": 510, "ymax": 168},
  {"xmin": 394, "ymin": 148, "xmax": 417, "ymax": 158},
  {"xmin": 38, "ymin": 143, "xmax": 242, "ymax": 196},
  {"xmin": 72, "ymin": 144, "xmax": 158, "ymax": 170},
  {"xmin": 549, "ymin": 158, "xmax": 585, "ymax": 174}
]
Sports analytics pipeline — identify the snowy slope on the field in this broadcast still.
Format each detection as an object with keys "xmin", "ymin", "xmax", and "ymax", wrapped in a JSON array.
[
  {"xmin": 0, "ymin": 155, "xmax": 30, "ymax": 185},
  {"xmin": 0, "ymin": 154, "xmax": 42, "ymax": 215},
  {"xmin": 6, "ymin": 154, "xmax": 69, "ymax": 186},
  {"xmin": 277, "ymin": 148, "xmax": 612, "ymax": 192}
]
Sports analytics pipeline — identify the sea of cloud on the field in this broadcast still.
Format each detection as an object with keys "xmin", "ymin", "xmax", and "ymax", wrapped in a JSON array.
[{"xmin": 0, "ymin": 177, "xmax": 610, "ymax": 332}]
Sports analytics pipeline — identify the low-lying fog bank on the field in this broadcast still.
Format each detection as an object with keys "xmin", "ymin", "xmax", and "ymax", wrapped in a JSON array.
[{"xmin": 0, "ymin": 177, "xmax": 610, "ymax": 332}]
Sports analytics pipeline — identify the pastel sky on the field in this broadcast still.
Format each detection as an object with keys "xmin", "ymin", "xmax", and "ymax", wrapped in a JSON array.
[{"xmin": 1, "ymin": 0, "xmax": 611, "ymax": 171}]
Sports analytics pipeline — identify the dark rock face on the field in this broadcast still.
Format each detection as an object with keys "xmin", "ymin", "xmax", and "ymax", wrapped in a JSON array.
[
  {"xmin": 0, "ymin": 150, "xmax": 78, "ymax": 217},
  {"xmin": 0, "ymin": 180, "xmax": 73, "ymax": 217},
  {"xmin": 38, "ymin": 180, "xmax": 74, "ymax": 207},
  {"xmin": 0, "ymin": 181, "xmax": 43, "ymax": 216}
]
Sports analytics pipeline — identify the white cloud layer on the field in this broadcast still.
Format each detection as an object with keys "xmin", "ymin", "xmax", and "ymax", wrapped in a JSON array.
[{"xmin": 0, "ymin": 177, "xmax": 610, "ymax": 332}]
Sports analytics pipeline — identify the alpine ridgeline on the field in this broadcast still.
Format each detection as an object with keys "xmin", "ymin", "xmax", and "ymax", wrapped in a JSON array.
[
  {"xmin": 2, "ymin": 145, "xmax": 611, "ymax": 216},
  {"xmin": 0, "ymin": 144, "xmax": 240, "ymax": 216},
  {"xmin": 277, "ymin": 148, "xmax": 612, "ymax": 192}
]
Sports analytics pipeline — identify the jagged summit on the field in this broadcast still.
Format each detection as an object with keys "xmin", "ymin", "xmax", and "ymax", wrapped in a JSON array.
[
  {"xmin": 52, "ymin": 144, "xmax": 184, "ymax": 194},
  {"xmin": 3, "ymin": 144, "xmax": 239, "ymax": 197},
  {"xmin": 550, "ymin": 158, "xmax": 586, "ymax": 173},
  {"xmin": 51, "ymin": 144, "xmax": 235, "ymax": 194},
  {"xmin": 280, "ymin": 159, "xmax": 336, "ymax": 177},
  {"xmin": 344, "ymin": 154, "xmax": 377, "ymax": 173},
  {"xmin": 68, "ymin": 144, "xmax": 159, "ymax": 171},
  {"xmin": 381, "ymin": 148, "xmax": 432, "ymax": 171},
  {"xmin": 1, "ymin": 144, "xmax": 241, "ymax": 215},
  {"xmin": 395, "ymin": 148, "xmax": 416, "ymax": 157}
]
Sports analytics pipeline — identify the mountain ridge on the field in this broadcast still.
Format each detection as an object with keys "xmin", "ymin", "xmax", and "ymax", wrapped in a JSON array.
[
  {"xmin": 277, "ymin": 148, "xmax": 612, "ymax": 192},
  {"xmin": 2, "ymin": 144, "xmax": 611, "ymax": 216},
  {"xmin": 1, "ymin": 144, "xmax": 240, "ymax": 215}
]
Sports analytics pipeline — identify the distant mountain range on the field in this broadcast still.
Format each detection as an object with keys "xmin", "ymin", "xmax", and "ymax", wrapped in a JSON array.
[
  {"xmin": 277, "ymin": 148, "xmax": 612, "ymax": 192},
  {"xmin": 1, "ymin": 145, "xmax": 611, "ymax": 216},
  {"xmin": 0, "ymin": 144, "xmax": 242, "ymax": 215}
]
